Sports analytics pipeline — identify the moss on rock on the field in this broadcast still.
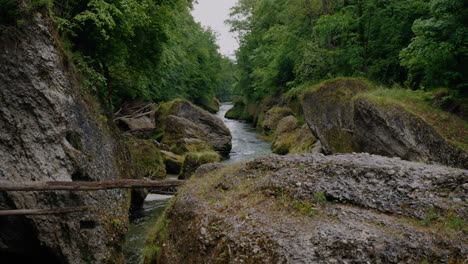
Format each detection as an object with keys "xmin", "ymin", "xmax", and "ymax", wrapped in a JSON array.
[
  {"xmin": 197, "ymin": 97, "xmax": 220, "ymax": 113},
  {"xmin": 225, "ymin": 101, "xmax": 252, "ymax": 121},
  {"xmin": 161, "ymin": 150, "xmax": 184, "ymax": 174},
  {"xmin": 272, "ymin": 116, "xmax": 316, "ymax": 155},
  {"xmin": 301, "ymin": 78, "xmax": 372, "ymax": 154},
  {"xmin": 262, "ymin": 107, "xmax": 293, "ymax": 132},
  {"xmin": 128, "ymin": 139, "xmax": 166, "ymax": 179},
  {"xmin": 179, "ymin": 151, "xmax": 221, "ymax": 179}
]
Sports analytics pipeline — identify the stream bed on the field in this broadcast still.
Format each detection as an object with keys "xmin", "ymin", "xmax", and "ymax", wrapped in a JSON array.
[{"xmin": 123, "ymin": 103, "xmax": 271, "ymax": 263}]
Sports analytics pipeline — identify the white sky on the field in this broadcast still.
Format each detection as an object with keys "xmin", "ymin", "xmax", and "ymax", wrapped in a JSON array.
[{"xmin": 192, "ymin": 0, "xmax": 239, "ymax": 58}]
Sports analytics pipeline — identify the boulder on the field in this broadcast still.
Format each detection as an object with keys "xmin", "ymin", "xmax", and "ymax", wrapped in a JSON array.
[
  {"xmin": 261, "ymin": 107, "xmax": 293, "ymax": 132},
  {"xmin": 146, "ymin": 153, "xmax": 467, "ymax": 263},
  {"xmin": 161, "ymin": 150, "xmax": 184, "ymax": 175},
  {"xmin": 128, "ymin": 140, "xmax": 166, "ymax": 179},
  {"xmin": 156, "ymin": 100, "xmax": 232, "ymax": 155},
  {"xmin": 0, "ymin": 12, "xmax": 130, "ymax": 263},
  {"xmin": 197, "ymin": 97, "xmax": 220, "ymax": 113},
  {"xmin": 116, "ymin": 116, "xmax": 155, "ymax": 131},
  {"xmin": 272, "ymin": 116, "xmax": 316, "ymax": 154},
  {"xmin": 353, "ymin": 96, "xmax": 468, "ymax": 168},
  {"xmin": 225, "ymin": 101, "xmax": 251, "ymax": 121},
  {"xmin": 178, "ymin": 152, "xmax": 221, "ymax": 180},
  {"xmin": 302, "ymin": 78, "xmax": 370, "ymax": 154}
]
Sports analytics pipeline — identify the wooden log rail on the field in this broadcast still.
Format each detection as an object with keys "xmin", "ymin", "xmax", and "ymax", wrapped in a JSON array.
[
  {"xmin": 0, "ymin": 179, "xmax": 184, "ymax": 192},
  {"xmin": 0, "ymin": 207, "xmax": 90, "ymax": 216},
  {"xmin": 0, "ymin": 179, "xmax": 184, "ymax": 216}
]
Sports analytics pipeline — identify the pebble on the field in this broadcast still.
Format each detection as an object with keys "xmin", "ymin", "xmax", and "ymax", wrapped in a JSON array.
[{"xmin": 296, "ymin": 182, "xmax": 302, "ymax": 187}]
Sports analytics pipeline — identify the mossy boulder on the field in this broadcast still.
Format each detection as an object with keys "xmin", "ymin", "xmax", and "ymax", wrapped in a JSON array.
[
  {"xmin": 155, "ymin": 99, "xmax": 232, "ymax": 154},
  {"xmin": 197, "ymin": 97, "xmax": 220, "ymax": 113},
  {"xmin": 168, "ymin": 138, "xmax": 213, "ymax": 155},
  {"xmin": 272, "ymin": 116, "xmax": 317, "ymax": 154},
  {"xmin": 161, "ymin": 150, "xmax": 184, "ymax": 174},
  {"xmin": 128, "ymin": 139, "xmax": 166, "ymax": 179},
  {"xmin": 146, "ymin": 154, "xmax": 467, "ymax": 263},
  {"xmin": 353, "ymin": 96, "xmax": 468, "ymax": 169},
  {"xmin": 302, "ymin": 78, "xmax": 371, "ymax": 154},
  {"xmin": 225, "ymin": 101, "xmax": 252, "ymax": 121},
  {"xmin": 262, "ymin": 107, "xmax": 293, "ymax": 132},
  {"xmin": 178, "ymin": 152, "xmax": 221, "ymax": 180}
]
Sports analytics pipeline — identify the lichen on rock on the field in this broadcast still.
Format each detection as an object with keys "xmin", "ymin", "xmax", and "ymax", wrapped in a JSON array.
[{"xmin": 148, "ymin": 153, "xmax": 467, "ymax": 263}]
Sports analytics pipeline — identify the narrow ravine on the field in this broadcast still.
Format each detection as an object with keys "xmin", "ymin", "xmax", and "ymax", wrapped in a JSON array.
[{"xmin": 123, "ymin": 103, "xmax": 271, "ymax": 263}]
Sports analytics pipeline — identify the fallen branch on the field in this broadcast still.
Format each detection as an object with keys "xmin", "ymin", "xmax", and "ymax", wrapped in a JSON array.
[
  {"xmin": 0, "ymin": 206, "xmax": 89, "ymax": 216},
  {"xmin": 0, "ymin": 179, "xmax": 184, "ymax": 192}
]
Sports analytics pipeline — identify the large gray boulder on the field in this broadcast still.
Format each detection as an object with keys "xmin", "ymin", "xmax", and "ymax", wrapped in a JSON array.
[
  {"xmin": 302, "ymin": 78, "xmax": 467, "ymax": 169},
  {"xmin": 302, "ymin": 78, "xmax": 370, "ymax": 154},
  {"xmin": 156, "ymin": 99, "xmax": 232, "ymax": 154},
  {"xmin": 353, "ymin": 97, "xmax": 468, "ymax": 168},
  {"xmin": 146, "ymin": 153, "xmax": 467, "ymax": 263},
  {"xmin": 0, "ymin": 12, "xmax": 130, "ymax": 263}
]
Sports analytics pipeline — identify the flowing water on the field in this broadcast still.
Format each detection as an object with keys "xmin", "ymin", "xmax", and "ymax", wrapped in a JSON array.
[{"xmin": 123, "ymin": 103, "xmax": 271, "ymax": 263}]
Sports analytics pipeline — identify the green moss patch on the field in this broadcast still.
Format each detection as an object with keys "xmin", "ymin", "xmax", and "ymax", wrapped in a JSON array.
[
  {"xmin": 179, "ymin": 151, "xmax": 221, "ymax": 179},
  {"xmin": 143, "ymin": 198, "xmax": 175, "ymax": 264},
  {"xmin": 127, "ymin": 139, "xmax": 166, "ymax": 179},
  {"xmin": 225, "ymin": 101, "xmax": 252, "ymax": 121}
]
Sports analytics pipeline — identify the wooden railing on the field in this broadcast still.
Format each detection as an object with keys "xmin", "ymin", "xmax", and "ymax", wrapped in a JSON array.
[{"xmin": 0, "ymin": 179, "xmax": 184, "ymax": 216}]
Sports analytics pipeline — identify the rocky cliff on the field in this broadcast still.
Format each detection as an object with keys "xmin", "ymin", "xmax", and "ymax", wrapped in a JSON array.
[
  {"xmin": 0, "ymin": 11, "xmax": 130, "ymax": 263},
  {"xmin": 146, "ymin": 153, "xmax": 467, "ymax": 263},
  {"xmin": 302, "ymin": 78, "xmax": 468, "ymax": 169}
]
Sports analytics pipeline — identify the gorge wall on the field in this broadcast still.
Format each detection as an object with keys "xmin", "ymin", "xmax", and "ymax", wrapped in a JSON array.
[{"xmin": 0, "ymin": 10, "xmax": 131, "ymax": 263}]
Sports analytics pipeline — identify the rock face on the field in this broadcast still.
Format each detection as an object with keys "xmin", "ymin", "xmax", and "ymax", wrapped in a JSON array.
[
  {"xmin": 261, "ymin": 107, "xmax": 293, "ymax": 132},
  {"xmin": 272, "ymin": 116, "xmax": 317, "ymax": 154},
  {"xmin": 156, "ymin": 100, "xmax": 232, "ymax": 155},
  {"xmin": 354, "ymin": 97, "xmax": 468, "ymax": 169},
  {"xmin": 147, "ymin": 153, "xmax": 467, "ymax": 263},
  {"xmin": 302, "ymin": 78, "xmax": 468, "ymax": 169},
  {"xmin": 0, "ymin": 13, "xmax": 129, "ymax": 263},
  {"xmin": 302, "ymin": 78, "xmax": 370, "ymax": 154},
  {"xmin": 178, "ymin": 152, "xmax": 221, "ymax": 180},
  {"xmin": 224, "ymin": 101, "xmax": 252, "ymax": 121}
]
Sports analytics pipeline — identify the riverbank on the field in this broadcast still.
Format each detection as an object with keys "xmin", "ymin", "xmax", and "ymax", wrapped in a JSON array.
[{"xmin": 124, "ymin": 103, "xmax": 272, "ymax": 263}]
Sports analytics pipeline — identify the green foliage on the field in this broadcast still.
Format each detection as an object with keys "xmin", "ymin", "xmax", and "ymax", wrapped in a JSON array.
[
  {"xmin": 0, "ymin": 0, "xmax": 20, "ymax": 24},
  {"xmin": 421, "ymin": 209, "xmax": 466, "ymax": 231},
  {"xmin": 51, "ymin": 0, "xmax": 233, "ymax": 109},
  {"xmin": 229, "ymin": 0, "xmax": 466, "ymax": 103},
  {"xmin": 400, "ymin": 0, "xmax": 468, "ymax": 92}
]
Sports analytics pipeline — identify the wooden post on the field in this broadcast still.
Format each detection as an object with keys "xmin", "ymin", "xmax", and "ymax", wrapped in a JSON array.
[{"xmin": 0, "ymin": 179, "xmax": 184, "ymax": 192}]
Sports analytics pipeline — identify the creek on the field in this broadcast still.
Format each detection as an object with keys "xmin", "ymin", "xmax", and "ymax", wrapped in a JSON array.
[{"xmin": 122, "ymin": 103, "xmax": 271, "ymax": 263}]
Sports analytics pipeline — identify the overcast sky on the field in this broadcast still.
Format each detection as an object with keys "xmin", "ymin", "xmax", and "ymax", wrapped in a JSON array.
[{"xmin": 192, "ymin": 0, "xmax": 239, "ymax": 58}]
